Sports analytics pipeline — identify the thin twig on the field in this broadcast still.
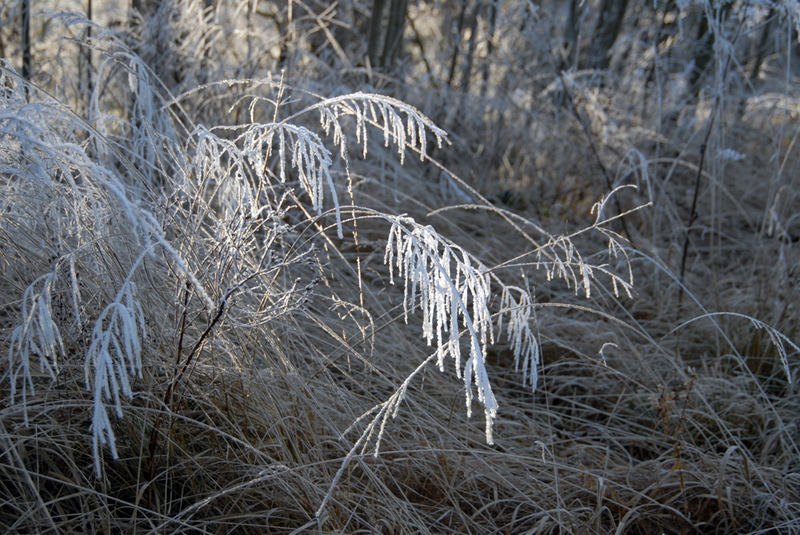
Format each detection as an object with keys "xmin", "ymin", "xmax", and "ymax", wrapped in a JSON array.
[
  {"xmin": 147, "ymin": 285, "xmax": 229, "ymax": 474},
  {"xmin": 558, "ymin": 73, "xmax": 635, "ymax": 248},
  {"xmin": 677, "ymin": 23, "xmax": 739, "ymax": 310}
]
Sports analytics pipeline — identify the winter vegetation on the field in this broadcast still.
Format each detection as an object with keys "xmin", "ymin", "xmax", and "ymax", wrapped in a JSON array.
[{"xmin": 0, "ymin": 0, "xmax": 799, "ymax": 533}]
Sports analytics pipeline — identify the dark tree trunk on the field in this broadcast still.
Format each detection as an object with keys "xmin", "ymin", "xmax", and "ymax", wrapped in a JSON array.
[
  {"xmin": 560, "ymin": 0, "xmax": 582, "ymax": 72},
  {"xmin": 645, "ymin": 1, "xmax": 678, "ymax": 86},
  {"xmin": 21, "ymin": 0, "xmax": 31, "ymax": 99},
  {"xmin": 686, "ymin": 3, "xmax": 731, "ymax": 102},
  {"xmin": 366, "ymin": 0, "xmax": 386, "ymax": 66},
  {"xmin": 738, "ymin": 8, "xmax": 776, "ymax": 117},
  {"xmin": 459, "ymin": 0, "xmax": 482, "ymax": 93},
  {"xmin": 748, "ymin": 8, "xmax": 776, "ymax": 83},
  {"xmin": 686, "ymin": 11, "xmax": 712, "ymax": 100},
  {"xmin": 85, "ymin": 0, "xmax": 94, "ymax": 113},
  {"xmin": 365, "ymin": 0, "xmax": 408, "ymax": 70},
  {"xmin": 381, "ymin": 0, "xmax": 408, "ymax": 69},
  {"xmin": 480, "ymin": 0, "xmax": 498, "ymax": 97},
  {"xmin": 587, "ymin": 0, "xmax": 629, "ymax": 71},
  {"xmin": 446, "ymin": 0, "xmax": 469, "ymax": 87}
]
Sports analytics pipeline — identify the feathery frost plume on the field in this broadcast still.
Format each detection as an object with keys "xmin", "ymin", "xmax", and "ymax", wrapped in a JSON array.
[
  {"xmin": 385, "ymin": 216, "xmax": 497, "ymax": 439},
  {"xmin": 312, "ymin": 92, "xmax": 448, "ymax": 163},
  {"xmin": 8, "ymin": 271, "xmax": 65, "ymax": 424},
  {"xmin": 384, "ymin": 215, "xmax": 542, "ymax": 443},
  {"xmin": 318, "ymin": 214, "xmax": 543, "ymax": 518},
  {"xmin": 85, "ymin": 274, "xmax": 146, "ymax": 476}
]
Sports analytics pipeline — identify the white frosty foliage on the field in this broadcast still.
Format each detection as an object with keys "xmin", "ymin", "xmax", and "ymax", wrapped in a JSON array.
[
  {"xmin": 192, "ymin": 126, "xmax": 258, "ymax": 219},
  {"xmin": 384, "ymin": 216, "xmax": 499, "ymax": 441},
  {"xmin": 242, "ymin": 122, "xmax": 340, "ymax": 232},
  {"xmin": 187, "ymin": 93, "xmax": 447, "ymax": 241},
  {"xmin": 313, "ymin": 92, "xmax": 447, "ymax": 163},
  {"xmin": 8, "ymin": 271, "xmax": 65, "ymax": 424},
  {"xmin": 498, "ymin": 286, "xmax": 540, "ymax": 390},
  {"xmin": 537, "ymin": 234, "xmax": 595, "ymax": 297},
  {"xmin": 92, "ymin": 51, "xmax": 181, "ymax": 184},
  {"xmin": 381, "ymin": 215, "xmax": 549, "ymax": 442},
  {"xmin": 189, "ymin": 121, "xmax": 341, "ymax": 234},
  {"xmin": 319, "ymin": 217, "xmax": 544, "ymax": 519},
  {"xmin": 534, "ymin": 187, "xmax": 635, "ymax": 301},
  {"xmin": 85, "ymin": 274, "xmax": 146, "ymax": 476},
  {"xmin": 718, "ymin": 148, "xmax": 746, "ymax": 161}
]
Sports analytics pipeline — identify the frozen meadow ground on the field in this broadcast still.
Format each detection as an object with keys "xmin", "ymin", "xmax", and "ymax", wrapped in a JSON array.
[{"xmin": 1, "ymin": 1, "xmax": 799, "ymax": 533}]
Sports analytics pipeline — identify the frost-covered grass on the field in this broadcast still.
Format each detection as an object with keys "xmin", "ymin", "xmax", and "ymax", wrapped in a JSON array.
[{"xmin": 1, "ymin": 2, "xmax": 799, "ymax": 533}]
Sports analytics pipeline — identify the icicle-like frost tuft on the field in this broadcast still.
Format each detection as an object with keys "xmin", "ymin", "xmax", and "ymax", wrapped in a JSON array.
[
  {"xmin": 381, "ymin": 215, "xmax": 550, "ymax": 442},
  {"xmin": 498, "ymin": 285, "xmax": 540, "ymax": 390},
  {"xmin": 7, "ymin": 271, "xmax": 66, "ymax": 425},
  {"xmin": 242, "ymin": 122, "xmax": 339, "ymax": 231},
  {"xmin": 384, "ymin": 215, "xmax": 500, "ymax": 441},
  {"xmin": 85, "ymin": 274, "xmax": 146, "ymax": 477},
  {"xmin": 313, "ymin": 92, "xmax": 448, "ymax": 163}
]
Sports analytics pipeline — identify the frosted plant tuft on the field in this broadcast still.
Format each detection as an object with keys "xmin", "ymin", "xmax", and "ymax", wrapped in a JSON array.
[
  {"xmin": 8, "ymin": 270, "xmax": 65, "ymax": 425},
  {"xmin": 85, "ymin": 268, "xmax": 146, "ymax": 476}
]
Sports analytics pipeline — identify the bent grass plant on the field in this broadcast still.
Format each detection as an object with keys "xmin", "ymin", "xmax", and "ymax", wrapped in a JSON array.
[
  {"xmin": 8, "ymin": 270, "xmax": 65, "ymax": 423},
  {"xmin": 86, "ymin": 261, "xmax": 146, "ymax": 476},
  {"xmin": 1, "ymin": 46, "xmax": 636, "ymax": 510}
]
